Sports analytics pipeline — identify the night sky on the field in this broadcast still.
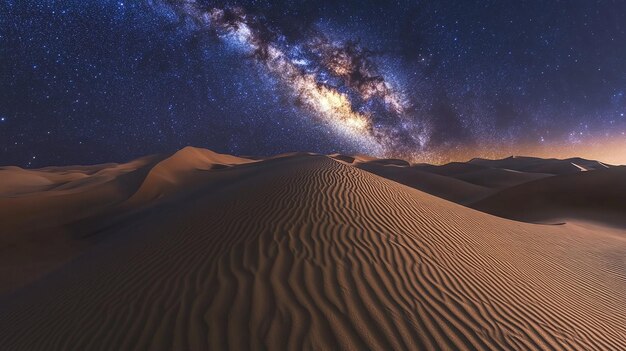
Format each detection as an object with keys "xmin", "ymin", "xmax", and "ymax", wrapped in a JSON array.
[{"xmin": 1, "ymin": 0, "xmax": 626, "ymax": 167}]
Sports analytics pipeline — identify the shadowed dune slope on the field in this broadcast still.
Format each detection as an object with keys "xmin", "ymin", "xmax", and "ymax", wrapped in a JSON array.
[
  {"xmin": 0, "ymin": 148, "xmax": 255, "ymax": 294},
  {"xmin": 451, "ymin": 168, "xmax": 550, "ymax": 189},
  {"xmin": 472, "ymin": 166, "xmax": 626, "ymax": 228},
  {"xmin": 469, "ymin": 156, "xmax": 609, "ymax": 175},
  {"xmin": 0, "ymin": 155, "xmax": 624, "ymax": 350},
  {"xmin": 355, "ymin": 161, "xmax": 490, "ymax": 204},
  {"xmin": 349, "ymin": 158, "xmax": 551, "ymax": 204},
  {"xmin": 414, "ymin": 161, "xmax": 488, "ymax": 176},
  {"xmin": 352, "ymin": 156, "xmax": 609, "ymax": 205},
  {"xmin": 0, "ymin": 155, "xmax": 165, "ymax": 293}
]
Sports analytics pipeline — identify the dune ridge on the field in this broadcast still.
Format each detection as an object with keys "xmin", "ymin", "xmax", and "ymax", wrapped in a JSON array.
[{"xmin": 0, "ymin": 154, "xmax": 624, "ymax": 350}]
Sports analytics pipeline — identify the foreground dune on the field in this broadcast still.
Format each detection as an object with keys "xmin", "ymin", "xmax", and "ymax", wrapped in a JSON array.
[{"xmin": 0, "ymin": 151, "xmax": 625, "ymax": 350}]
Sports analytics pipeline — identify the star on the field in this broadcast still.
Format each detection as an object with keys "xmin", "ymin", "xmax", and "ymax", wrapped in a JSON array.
[{"xmin": 0, "ymin": 0, "xmax": 625, "ymax": 166}]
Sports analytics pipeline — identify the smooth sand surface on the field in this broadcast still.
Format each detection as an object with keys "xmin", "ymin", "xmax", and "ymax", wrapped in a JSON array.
[
  {"xmin": 0, "ymin": 148, "xmax": 255, "ymax": 293},
  {"xmin": 468, "ymin": 156, "xmax": 609, "ymax": 175},
  {"xmin": 472, "ymin": 166, "xmax": 626, "ymax": 228},
  {"xmin": 354, "ymin": 161, "xmax": 491, "ymax": 204},
  {"xmin": 352, "ymin": 156, "xmax": 606, "ymax": 205},
  {"xmin": 450, "ymin": 168, "xmax": 550, "ymax": 189},
  {"xmin": 0, "ymin": 155, "xmax": 164, "ymax": 292},
  {"xmin": 0, "ymin": 150, "xmax": 624, "ymax": 350}
]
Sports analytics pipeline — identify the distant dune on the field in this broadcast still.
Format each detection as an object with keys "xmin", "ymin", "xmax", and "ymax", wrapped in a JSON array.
[
  {"xmin": 0, "ymin": 148, "xmax": 624, "ymax": 350},
  {"xmin": 472, "ymin": 166, "xmax": 626, "ymax": 228},
  {"xmin": 468, "ymin": 156, "xmax": 610, "ymax": 175},
  {"xmin": 350, "ymin": 159, "xmax": 491, "ymax": 204}
]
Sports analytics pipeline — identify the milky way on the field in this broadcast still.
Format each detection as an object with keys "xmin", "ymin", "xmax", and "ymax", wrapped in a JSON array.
[
  {"xmin": 1, "ymin": 0, "xmax": 626, "ymax": 167},
  {"xmin": 164, "ymin": 2, "xmax": 429, "ymax": 159}
]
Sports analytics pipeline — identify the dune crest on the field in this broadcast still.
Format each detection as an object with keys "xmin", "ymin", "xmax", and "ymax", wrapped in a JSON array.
[{"xmin": 125, "ymin": 147, "xmax": 254, "ymax": 204}]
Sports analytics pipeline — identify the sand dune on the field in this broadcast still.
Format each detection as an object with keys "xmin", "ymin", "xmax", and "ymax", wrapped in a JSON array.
[
  {"xmin": 472, "ymin": 166, "xmax": 626, "ymax": 228},
  {"xmin": 351, "ymin": 156, "xmax": 606, "ymax": 204},
  {"xmin": 468, "ymin": 156, "xmax": 608, "ymax": 175},
  {"xmin": 415, "ymin": 161, "xmax": 489, "ymax": 176},
  {"xmin": 354, "ymin": 161, "xmax": 490, "ymax": 204},
  {"xmin": 348, "ymin": 157, "xmax": 554, "ymax": 204},
  {"xmin": 1, "ymin": 150, "xmax": 624, "ymax": 350},
  {"xmin": 125, "ymin": 147, "xmax": 254, "ymax": 204},
  {"xmin": 0, "ymin": 162, "xmax": 123, "ymax": 197},
  {"xmin": 0, "ymin": 148, "xmax": 256, "ymax": 293},
  {"xmin": 0, "ymin": 155, "xmax": 164, "ymax": 293},
  {"xmin": 451, "ymin": 168, "xmax": 550, "ymax": 189}
]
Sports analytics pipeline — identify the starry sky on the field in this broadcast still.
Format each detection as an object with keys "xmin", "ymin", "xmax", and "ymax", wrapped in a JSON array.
[{"xmin": 1, "ymin": 0, "xmax": 626, "ymax": 167}]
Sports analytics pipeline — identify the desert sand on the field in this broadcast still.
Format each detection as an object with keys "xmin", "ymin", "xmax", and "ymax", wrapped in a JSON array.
[
  {"xmin": 0, "ymin": 147, "xmax": 624, "ymax": 350},
  {"xmin": 472, "ymin": 165, "xmax": 626, "ymax": 228}
]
